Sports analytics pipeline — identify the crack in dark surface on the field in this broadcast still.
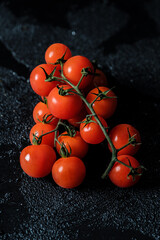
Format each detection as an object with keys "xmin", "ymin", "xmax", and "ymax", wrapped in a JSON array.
[{"xmin": 0, "ymin": 40, "xmax": 29, "ymax": 78}]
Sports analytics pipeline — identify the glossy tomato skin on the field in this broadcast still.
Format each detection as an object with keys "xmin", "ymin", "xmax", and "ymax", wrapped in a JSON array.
[
  {"xmin": 63, "ymin": 56, "xmax": 94, "ymax": 89},
  {"xmin": 108, "ymin": 124, "xmax": 141, "ymax": 156},
  {"xmin": 47, "ymin": 85, "xmax": 82, "ymax": 119},
  {"xmin": 84, "ymin": 68, "xmax": 108, "ymax": 94},
  {"xmin": 80, "ymin": 115, "xmax": 108, "ymax": 144},
  {"xmin": 86, "ymin": 87, "xmax": 117, "ymax": 119},
  {"xmin": 20, "ymin": 145, "xmax": 56, "ymax": 178},
  {"xmin": 56, "ymin": 131, "xmax": 89, "ymax": 159},
  {"xmin": 33, "ymin": 101, "xmax": 59, "ymax": 126},
  {"xmin": 52, "ymin": 157, "xmax": 86, "ymax": 188},
  {"xmin": 30, "ymin": 63, "xmax": 61, "ymax": 97},
  {"xmin": 68, "ymin": 103, "xmax": 87, "ymax": 128},
  {"xmin": 30, "ymin": 122, "xmax": 57, "ymax": 147},
  {"xmin": 109, "ymin": 155, "xmax": 141, "ymax": 188},
  {"xmin": 45, "ymin": 43, "xmax": 72, "ymax": 64}
]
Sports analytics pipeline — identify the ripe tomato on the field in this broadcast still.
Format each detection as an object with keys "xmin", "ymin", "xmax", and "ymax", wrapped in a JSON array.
[
  {"xmin": 68, "ymin": 103, "xmax": 87, "ymax": 128},
  {"xmin": 52, "ymin": 156, "xmax": 86, "ymax": 188},
  {"xmin": 63, "ymin": 56, "xmax": 94, "ymax": 89},
  {"xmin": 84, "ymin": 68, "xmax": 108, "ymax": 94},
  {"xmin": 108, "ymin": 124, "xmax": 141, "ymax": 156},
  {"xmin": 45, "ymin": 43, "xmax": 72, "ymax": 64},
  {"xmin": 109, "ymin": 155, "xmax": 141, "ymax": 188},
  {"xmin": 80, "ymin": 115, "xmax": 108, "ymax": 144},
  {"xmin": 33, "ymin": 101, "xmax": 59, "ymax": 126},
  {"xmin": 56, "ymin": 131, "xmax": 89, "ymax": 159},
  {"xmin": 30, "ymin": 63, "xmax": 61, "ymax": 97},
  {"xmin": 47, "ymin": 85, "xmax": 82, "ymax": 119},
  {"xmin": 30, "ymin": 122, "xmax": 58, "ymax": 147},
  {"xmin": 86, "ymin": 87, "xmax": 117, "ymax": 119},
  {"xmin": 20, "ymin": 145, "xmax": 56, "ymax": 178}
]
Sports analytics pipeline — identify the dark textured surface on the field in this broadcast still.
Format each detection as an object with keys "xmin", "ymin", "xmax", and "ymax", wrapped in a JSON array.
[{"xmin": 0, "ymin": 0, "xmax": 160, "ymax": 239}]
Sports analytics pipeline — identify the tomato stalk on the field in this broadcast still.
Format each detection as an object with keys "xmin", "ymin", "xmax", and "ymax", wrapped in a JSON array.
[{"xmin": 43, "ymin": 61, "xmax": 142, "ymax": 179}]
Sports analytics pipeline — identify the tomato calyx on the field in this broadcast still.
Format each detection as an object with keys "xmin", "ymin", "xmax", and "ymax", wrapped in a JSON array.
[
  {"xmin": 90, "ymin": 87, "xmax": 117, "ymax": 105},
  {"xmin": 81, "ymin": 67, "xmax": 93, "ymax": 77},
  {"xmin": 125, "ymin": 157, "xmax": 146, "ymax": 181},
  {"xmin": 36, "ymin": 113, "xmax": 57, "ymax": 125},
  {"xmin": 56, "ymin": 140, "xmax": 72, "ymax": 158},
  {"xmin": 127, "ymin": 128, "xmax": 142, "ymax": 147},
  {"xmin": 79, "ymin": 114, "xmax": 97, "ymax": 128},
  {"xmin": 32, "ymin": 133, "xmax": 42, "ymax": 145},
  {"xmin": 57, "ymin": 85, "xmax": 77, "ymax": 96},
  {"xmin": 58, "ymin": 121, "xmax": 77, "ymax": 137},
  {"xmin": 54, "ymin": 48, "xmax": 68, "ymax": 65}
]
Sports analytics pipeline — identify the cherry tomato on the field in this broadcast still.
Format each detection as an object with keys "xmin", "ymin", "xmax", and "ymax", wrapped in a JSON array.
[
  {"xmin": 30, "ymin": 122, "xmax": 58, "ymax": 147},
  {"xmin": 86, "ymin": 87, "xmax": 117, "ymax": 119},
  {"xmin": 68, "ymin": 103, "xmax": 87, "ymax": 128},
  {"xmin": 20, "ymin": 145, "xmax": 56, "ymax": 178},
  {"xmin": 109, "ymin": 155, "xmax": 141, "ymax": 188},
  {"xmin": 45, "ymin": 43, "xmax": 72, "ymax": 64},
  {"xmin": 108, "ymin": 124, "xmax": 141, "ymax": 156},
  {"xmin": 52, "ymin": 156, "xmax": 86, "ymax": 188},
  {"xmin": 84, "ymin": 68, "xmax": 108, "ymax": 94},
  {"xmin": 30, "ymin": 63, "xmax": 61, "ymax": 96},
  {"xmin": 56, "ymin": 131, "xmax": 89, "ymax": 158},
  {"xmin": 47, "ymin": 85, "xmax": 82, "ymax": 119},
  {"xmin": 63, "ymin": 56, "xmax": 94, "ymax": 89},
  {"xmin": 33, "ymin": 101, "xmax": 59, "ymax": 126},
  {"xmin": 80, "ymin": 115, "xmax": 108, "ymax": 144}
]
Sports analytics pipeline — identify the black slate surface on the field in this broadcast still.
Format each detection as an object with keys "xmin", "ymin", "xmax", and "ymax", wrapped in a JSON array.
[{"xmin": 0, "ymin": 0, "xmax": 160, "ymax": 239}]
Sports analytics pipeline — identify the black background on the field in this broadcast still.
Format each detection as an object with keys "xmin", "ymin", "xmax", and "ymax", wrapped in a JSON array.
[{"xmin": 0, "ymin": 0, "xmax": 160, "ymax": 239}]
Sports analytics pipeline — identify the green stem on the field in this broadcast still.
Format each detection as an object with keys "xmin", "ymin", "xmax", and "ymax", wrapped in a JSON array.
[
  {"xmin": 59, "ymin": 61, "xmax": 133, "ymax": 179},
  {"xmin": 117, "ymin": 142, "xmax": 131, "ymax": 152},
  {"xmin": 101, "ymin": 157, "xmax": 116, "ymax": 179},
  {"xmin": 76, "ymin": 74, "xmax": 85, "ymax": 88}
]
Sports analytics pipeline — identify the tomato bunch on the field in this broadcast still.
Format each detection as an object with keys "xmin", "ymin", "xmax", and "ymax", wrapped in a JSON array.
[{"xmin": 20, "ymin": 43, "xmax": 144, "ymax": 189}]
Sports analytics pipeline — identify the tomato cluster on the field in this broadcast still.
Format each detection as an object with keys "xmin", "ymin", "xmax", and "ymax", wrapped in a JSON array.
[{"xmin": 20, "ymin": 43, "xmax": 144, "ymax": 189}]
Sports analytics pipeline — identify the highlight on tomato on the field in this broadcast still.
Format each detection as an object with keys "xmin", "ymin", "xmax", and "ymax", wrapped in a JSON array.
[
  {"xmin": 47, "ymin": 85, "xmax": 82, "ymax": 119},
  {"xmin": 63, "ymin": 55, "xmax": 94, "ymax": 89},
  {"xmin": 86, "ymin": 86, "xmax": 117, "ymax": 119},
  {"xmin": 80, "ymin": 115, "xmax": 108, "ymax": 144},
  {"xmin": 30, "ymin": 63, "xmax": 61, "ymax": 97},
  {"xmin": 109, "ymin": 155, "xmax": 142, "ymax": 188},
  {"xmin": 108, "ymin": 124, "xmax": 141, "ymax": 156},
  {"xmin": 45, "ymin": 43, "xmax": 72, "ymax": 64},
  {"xmin": 20, "ymin": 145, "xmax": 56, "ymax": 178},
  {"xmin": 52, "ymin": 156, "xmax": 86, "ymax": 188}
]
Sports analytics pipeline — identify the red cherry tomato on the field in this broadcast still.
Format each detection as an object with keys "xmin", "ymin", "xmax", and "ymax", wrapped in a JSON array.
[
  {"xmin": 47, "ymin": 85, "xmax": 82, "ymax": 119},
  {"xmin": 84, "ymin": 68, "xmax": 108, "ymax": 94},
  {"xmin": 109, "ymin": 155, "xmax": 141, "ymax": 188},
  {"xmin": 30, "ymin": 122, "xmax": 57, "ymax": 147},
  {"xmin": 68, "ymin": 103, "xmax": 87, "ymax": 128},
  {"xmin": 80, "ymin": 115, "xmax": 108, "ymax": 144},
  {"xmin": 52, "ymin": 156, "xmax": 86, "ymax": 188},
  {"xmin": 86, "ymin": 87, "xmax": 117, "ymax": 119},
  {"xmin": 45, "ymin": 43, "xmax": 72, "ymax": 64},
  {"xmin": 56, "ymin": 131, "xmax": 89, "ymax": 159},
  {"xmin": 20, "ymin": 145, "xmax": 56, "ymax": 178},
  {"xmin": 108, "ymin": 124, "xmax": 141, "ymax": 156},
  {"xmin": 63, "ymin": 56, "xmax": 94, "ymax": 89},
  {"xmin": 30, "ymin": 64, "xmax": 61, "ymax": 96},
  {"xmin": 33, "ymin": 101, "xmax": 59, "ymax": 126}
]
